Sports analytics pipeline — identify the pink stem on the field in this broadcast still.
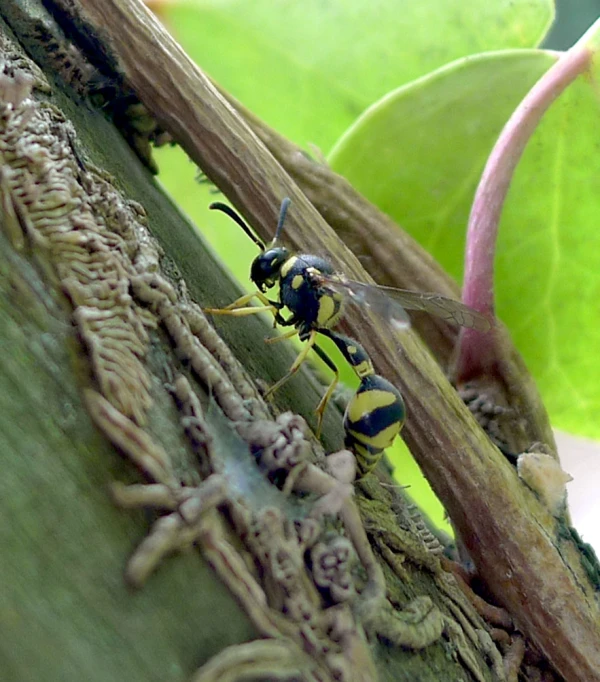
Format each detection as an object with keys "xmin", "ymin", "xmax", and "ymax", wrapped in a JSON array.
[{"xmin": 457, "ymin": 46, "xmax": 592, "ymax": 380}]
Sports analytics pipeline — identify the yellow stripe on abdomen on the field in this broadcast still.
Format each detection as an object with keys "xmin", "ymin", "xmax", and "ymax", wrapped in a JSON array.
[
  {"xmin": 347, "ymin": 421, "xmax": 401, "ymax": 450},
  {"xmin": 347, "ymin": 389, "xmax": 399, "ymax": 423}
]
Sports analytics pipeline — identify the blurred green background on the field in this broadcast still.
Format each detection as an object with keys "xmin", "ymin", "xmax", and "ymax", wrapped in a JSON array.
[{"xmin": 152, "ymin": 0, "xmax": 600, "ymax": 533}]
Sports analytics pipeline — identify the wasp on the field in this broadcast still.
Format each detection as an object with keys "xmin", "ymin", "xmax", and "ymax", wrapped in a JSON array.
[{"xmin": 205, "ymin": 198, "xmax": 491, "ymax": 477}]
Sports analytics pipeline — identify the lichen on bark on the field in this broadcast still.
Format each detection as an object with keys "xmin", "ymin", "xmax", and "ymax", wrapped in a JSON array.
[{"xmin": 0, "ymin": 5, "xmax": 546, "ymax": 682}]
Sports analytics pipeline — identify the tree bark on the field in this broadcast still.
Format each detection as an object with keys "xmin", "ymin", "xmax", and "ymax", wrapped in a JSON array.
[{"xmin": 1, "ymin": 2, "xmax": 598, "ymax": 682}]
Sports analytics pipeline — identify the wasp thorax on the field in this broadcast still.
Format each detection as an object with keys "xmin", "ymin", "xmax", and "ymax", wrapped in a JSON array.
[{"xmin": 250, "ymin": 247, "xmax": 290, "ymax": 291}]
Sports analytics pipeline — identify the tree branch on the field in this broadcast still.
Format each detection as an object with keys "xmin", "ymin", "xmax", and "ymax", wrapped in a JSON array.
[{"xmin": 36, "ymin": 1, "xmax": 600, "ymax": 680}]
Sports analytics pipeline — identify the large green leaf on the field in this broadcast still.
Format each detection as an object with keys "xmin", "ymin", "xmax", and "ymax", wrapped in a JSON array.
[
  {"xmin": 329, "ymin": 49, "xmax": 600, "ymax": 439},
  {"xmin": 165, "ymin": 0, "xmax": 553, "ymax": 151}
]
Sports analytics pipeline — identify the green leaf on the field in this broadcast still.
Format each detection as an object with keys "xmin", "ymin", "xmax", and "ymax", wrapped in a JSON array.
[
  {"xmin": 329, "ymin": 49, "xmax": 600, "ymax": 439},
  {"xmin": 165, "ymin": 0, "xmax": 553, "ymax": 150},
  {"xmin": 499, "ymin": 63, "xmax": 600, "ymax": 439}
]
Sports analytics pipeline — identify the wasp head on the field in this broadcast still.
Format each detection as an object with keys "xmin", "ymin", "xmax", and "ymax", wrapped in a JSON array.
[{"xmin": 250, "ymin": 247, "xmax": 290, "ymax": 292}]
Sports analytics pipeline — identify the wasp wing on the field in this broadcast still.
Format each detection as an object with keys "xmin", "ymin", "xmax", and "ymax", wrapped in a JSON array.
[
  {"xmin": 317, "ymin": 275, "xmax": 492, "ymax": 332},
  {"xmin": 314, "ymin": 274, "xmax": 411, "ymax": 331},
  {"xmin": 379, "ymin": 285, "xmax": 492, "ymax": 331}
]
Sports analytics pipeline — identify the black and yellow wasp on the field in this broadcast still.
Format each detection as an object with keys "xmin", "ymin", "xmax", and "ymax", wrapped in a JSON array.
[{"xmin": 205, "ymin": 198, "xmax": 491, "ymax": 477}]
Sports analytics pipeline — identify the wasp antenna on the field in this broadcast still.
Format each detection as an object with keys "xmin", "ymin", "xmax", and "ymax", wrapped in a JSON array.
[
  {"xmin": 273, "ymin": 197, "xmax": 291, "ymax": 243},
  {"xmin": 209, "ymin": 202, "xmax": 265, "ymax": 251}
]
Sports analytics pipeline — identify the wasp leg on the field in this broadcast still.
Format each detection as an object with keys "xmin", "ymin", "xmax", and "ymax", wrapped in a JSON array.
[
  {"xmin": 264, "ymin": 328, "xmax": 299, "ymax": 345},
  {"xmin": 263, "ymin": 330, "xmax": 317, "ymax": 401},
  {"xmin": 206, "ymin": 304, "xmax": 279, "ymax": 317},
  {"xmin": 312, "ymin": 343, "xmax": 340, "ymax": 438},
  {"xmin": 204, "ymin": 291, "xmax": 278, "ymax": 316}
]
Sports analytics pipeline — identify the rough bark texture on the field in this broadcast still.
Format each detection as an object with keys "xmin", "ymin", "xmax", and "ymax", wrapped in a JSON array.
[
  {"xmin": 0, "ymin": 229, "xmax": 259, "ymax": 681},
  {"xmin": 0, "ymin": 5, "xmax": 502, "ymax": 682},
  {"xmin": 2, "ymin": 1, "xmax": 599, "ymax": 681}
]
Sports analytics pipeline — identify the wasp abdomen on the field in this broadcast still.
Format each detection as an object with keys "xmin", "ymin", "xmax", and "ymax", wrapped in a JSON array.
[
  {"xmin": 326, "ymin": 331, "xmax": 373, "ymax": 379},
  {"xmin": 343, "ymin": 374, "xmax": 406, "ymax": 478}
]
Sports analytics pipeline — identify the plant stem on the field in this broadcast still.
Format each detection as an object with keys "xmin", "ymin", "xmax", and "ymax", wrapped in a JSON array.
[{"xmin": 457, "ymin": 46, "xmax": 592, "ymax": 380}]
